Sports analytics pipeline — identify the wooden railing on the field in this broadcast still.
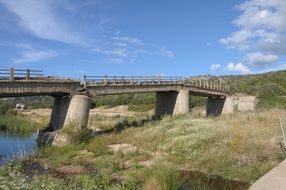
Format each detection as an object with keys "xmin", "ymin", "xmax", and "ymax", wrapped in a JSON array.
[
  {"xmin": 84, "ymin": 75, "xmax": 184, "ymax": 85},
  {"xmin": 84, "ymin": 75, "xmax": 230, "ymax": 92},
  {"xmin": 0, "ymin": 68, "xmax": 230, "ymax": 92},
  {"xmin": 0, "ymin": 67, "xmax": 43, "ymax": 81}
]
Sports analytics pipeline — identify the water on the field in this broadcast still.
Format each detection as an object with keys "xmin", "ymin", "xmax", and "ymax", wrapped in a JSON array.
[
  {"xmin": 0, "ymin": 132, "xmax": 36, "ymax": 165},
  {"xmin": 180, "ymin": 170, "xmax": 250, "ymax": 190}
]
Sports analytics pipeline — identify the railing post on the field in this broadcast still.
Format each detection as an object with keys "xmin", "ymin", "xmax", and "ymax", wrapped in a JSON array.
[
  {"xmin": 113, "ymin": 76, "xmax": 116, "ymax": 85},
  {"xmin": 182, "ymin": 77, "xmax": 186, "ymax": 84},
  {"xmin": 158, "ymin": 75, "xmax": 161, "ymax": 84},
  {"xmin": 104, "ymin": 75, "xmax": 108, "ymax": 85},
  {"xmin": 130, "ymin": 76, "xmax": 133, "ymax": 85},
  {"xmin": 206, "ymin": 82, "xmax": 209, "ymax": 88},
  {"xmin": 26, "ymin": 69, "xmax": 30, "ymax": 80},
  {"xmin": 152, "ymin": 76, "xmax": 155, "ymax": 84},
  {"xmin": 199, "ymin": 80, "xmax": 202, "ymax": 87},
  {"xmin": 180, "ymin": 76, "xmax": 183, "ymax": 84},
  {"xmin": 9, "ymin": 67, "xmax": 14, "ymax": 82},
  {"xmin": 219, "ymin": 84, "xmax": 222, "ymax": 91},
  {"xmin": 210, "ymin": 82, "xmax": 212, "ymax": 89},
  {"xmin": 83, "ymin": 74, "xmax": 87, "ymax": 83},
  {"xmin": 145, "ymin": 76, "xmax": 147, "ymax": 84},
  {"xmin": 138, "ymin": 76, "xmax": 141, "ymax": 84},
  {"xmin": 122, "ymin": 76, "xmax": 125, "ymax": 84}
]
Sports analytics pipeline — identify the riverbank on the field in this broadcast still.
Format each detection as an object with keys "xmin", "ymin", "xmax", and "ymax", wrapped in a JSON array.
[{"xmin": 0, "ymin": 108, "xmax": 285, "ymax": 189}]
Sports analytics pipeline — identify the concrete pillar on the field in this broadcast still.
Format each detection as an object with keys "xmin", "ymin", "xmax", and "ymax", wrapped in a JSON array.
[
  {"xmin": 155, "ymin": 90, "xmax": 189, "ymax": 117},
  {"xmin": 222, "ymin": 97, "xmax": 234, "ymax": 115},
  {"xmin": 63, "ymin": 94, "xmax": 91, "ymax": 128},
  {"xmin": 206, "ymin": 96, "xmax": 234, "ymax": 116},
  {"xmin": 49, "ymin": 96, "xmax": 70, "ymax": 130}
]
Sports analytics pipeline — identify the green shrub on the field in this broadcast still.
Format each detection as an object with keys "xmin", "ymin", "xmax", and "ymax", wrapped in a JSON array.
[
  {"xmin": 0, "ymin": 115, "xmax": 38, "ymax": 135},
  {"xmin": 0, "ymin": 102, "xmax": 14, "ymax": 115}
]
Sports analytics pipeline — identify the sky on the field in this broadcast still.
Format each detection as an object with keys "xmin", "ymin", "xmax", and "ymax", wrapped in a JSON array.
[{"xmin": 0, "ymin": 0, "xmax": 286, "ymax": 78}]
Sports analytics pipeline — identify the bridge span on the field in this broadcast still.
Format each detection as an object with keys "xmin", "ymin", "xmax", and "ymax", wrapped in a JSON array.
[{"xmin": 0, "ymin": 67, "xmax": 234, "ymax": 145}]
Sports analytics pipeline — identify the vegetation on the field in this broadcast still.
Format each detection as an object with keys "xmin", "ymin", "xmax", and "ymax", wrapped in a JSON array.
[
  {"xmin": 0, "ymin": 102, "xmax": 43, "ymax": 135},
  {"xmin": 221, "ymin": 70, "xmax": 286, "ymax": 109},
  {"xmin": 1, "ymin": 109, "xmax": 284, "ymax": 189}
]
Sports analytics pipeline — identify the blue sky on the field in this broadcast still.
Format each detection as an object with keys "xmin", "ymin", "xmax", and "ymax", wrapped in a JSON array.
[{"xmin": 0, "ymin": 0, "xmax": 286, "ymax": 78}]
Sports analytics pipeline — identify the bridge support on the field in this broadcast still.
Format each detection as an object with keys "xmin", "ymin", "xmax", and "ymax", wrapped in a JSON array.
[
  {"xmin": 155, "ymin": 90, "xmax": 189, "ymax": 117},
  {"xmin": 63, "ymin": 94, "xmax": 91, "ymax": 128},
  {"xmin": 50, "ymin": 96, "xmax": 70, "ymax": 130},
  {"xmin": 206, "ymin": 96, "xmax": 234, "ymax": 116},
  {"xmin": 37, "ymin": 92, "xmax": 91, "ymax": 146}
]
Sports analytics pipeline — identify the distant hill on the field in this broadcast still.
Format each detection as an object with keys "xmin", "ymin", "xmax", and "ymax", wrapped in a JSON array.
[{"xmin": 222, "ymin": 70, "xmax": 286, "ymax": 108}]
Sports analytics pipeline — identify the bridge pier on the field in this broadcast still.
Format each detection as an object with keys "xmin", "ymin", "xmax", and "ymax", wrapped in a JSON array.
[
  {"xmin": 155, "ymin": 90, "xmax": 189, "ymax": 117},
  {"xmin": 50, "ymin": 96, "xmax": 70, "ymax": 130},
  {"xmin": 63, "ymin": 94, "xmax": 91, "ymax": 128},
  {"xmin": 206, "ymin": 96, "xmax": 234, "ymax": 116},
  {"xmin": 37, "ymin": 92, "xmax": 91, "ymax": 146}
]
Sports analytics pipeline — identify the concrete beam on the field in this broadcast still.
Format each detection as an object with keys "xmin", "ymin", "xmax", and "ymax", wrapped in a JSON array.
[
  {"xmin": 206, "ymin": 96, "xmax": 233, "ymax": 116},
  {"xmin": 155, "ymin": 90, "xmax": 189, "ymax": 117}
]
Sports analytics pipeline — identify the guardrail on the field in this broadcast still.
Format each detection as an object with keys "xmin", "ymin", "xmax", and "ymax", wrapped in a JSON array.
[
  {"xmin": 84, "ymin": 75, "xmax": 230, "ymax": 92},
  {"xmin": 0, "ymin": 68, "xmax": 230, "ymax": 92},
  {"xmin": 84, "ymin": 75, "xmax": 184, "ymax": 85},
  {"xmin": 0, "ymin": 67, "xmax": 43, "ymax": 81}
]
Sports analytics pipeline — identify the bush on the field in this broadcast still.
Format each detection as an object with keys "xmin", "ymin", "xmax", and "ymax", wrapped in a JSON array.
[
  {"xmin": 62, "ymin": 123, "xmax": 93, "ymax": 144},
  {"xmin": 0, "ymin": 102, "xmax": 14, "ymax": 115},
  {"xmin": 0, "ymin": 115, "xmax": 38, "ymax": 135}
]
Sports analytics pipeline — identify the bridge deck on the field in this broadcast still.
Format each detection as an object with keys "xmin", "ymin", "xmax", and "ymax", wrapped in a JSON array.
[{"xmin": 0, "ymin": 68, "xmax": 229, "ymax": 97}]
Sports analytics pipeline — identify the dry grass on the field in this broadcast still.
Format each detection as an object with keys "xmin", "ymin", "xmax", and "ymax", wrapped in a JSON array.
[
  {"xmin": 5, "ymin": 108, "xmax": 285, "ymax": 189},
  {"xmin": 101, "ymin": 109, "xmax": 285, "ymax": 182}
]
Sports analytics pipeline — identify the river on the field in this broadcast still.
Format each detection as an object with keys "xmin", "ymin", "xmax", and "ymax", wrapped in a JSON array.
[{"xmin": 0, "ymin": 132, "xmax": 36, "ymax": 165}]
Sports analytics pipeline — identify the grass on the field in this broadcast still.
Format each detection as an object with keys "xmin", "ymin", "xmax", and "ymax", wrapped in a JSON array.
[
  {"xmin": 0, "ymin": 102, "xmax": 45, "ymax": 135},
  {"xmin": 1, "ymin": 109, "xmax": 285, "ymax": 189},
  {"xmin": 125, "ymin": 109, "xmax": 284, "ymax": 182},
  {"xmin": 0, "ymin": 112, "xmax": 44, "ymax": 136}
]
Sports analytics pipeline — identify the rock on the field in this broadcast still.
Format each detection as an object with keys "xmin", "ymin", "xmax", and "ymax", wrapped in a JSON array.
[
  {"xmin": 107, "ymin": 144, "xmax": 137, "ymax": 154},
  {"xmin": 55, "ymin": 165, "xmax": 86, "ymax": 175}
]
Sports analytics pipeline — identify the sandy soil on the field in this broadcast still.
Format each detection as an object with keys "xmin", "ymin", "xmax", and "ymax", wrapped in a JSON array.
[{"xmin": 20, "ymin": 105, "xmax": 148, "ymax": 121}]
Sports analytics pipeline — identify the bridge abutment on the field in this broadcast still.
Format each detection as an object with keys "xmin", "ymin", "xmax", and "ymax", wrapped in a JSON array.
[
  {"xmin": 206, "ymin": 96, "xmax": 234, "ymax": 116},
  {"xmin": 155, "ymin": 90, "xmax": 189, "ymax": 117}
]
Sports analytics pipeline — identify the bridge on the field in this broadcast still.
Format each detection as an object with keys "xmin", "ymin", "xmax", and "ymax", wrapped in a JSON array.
[{"xmin": 0, "ymin": 67, "xmax": 234, "ymax": 145}]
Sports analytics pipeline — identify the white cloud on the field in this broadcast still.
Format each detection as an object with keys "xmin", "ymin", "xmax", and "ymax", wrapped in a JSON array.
[
  {"xmin": 234, "ymin": 0, "xmax": 286, "ymax": 31},
  {"xmin": 245, "ymin": 52, "xmax": 278, "ymax": 67},
  {"xmin": 94, "ymin": 48, "xmax": 128, "ymax": 58},
  {"xmin": 14, "ymin": 50, "xmax": 57, "ymax": 63},
  {"xmin": 94, "ymin": 35, "xmax": 174, "ymax": 64},
  {"xmin": 160, "ymin": 48, "xmax": 175, "ymax": 58},
  {"xmin": 227, "ymin": 62, "xmax": 251, "ymax": 74},
  {"xmin": 210, "ymin": 64, "xmax": 221, "ymax": 71},
  {"xmin": 13, "ymin": 43, "xmax": 57, "ymax": 63},
  {"xmin": 219, "ymin": 29, "xmax": 254, "ymax": 49},
  {"xmin": 0, "ymin": 0, "xmax": 86, "ymax": 45},
  {"xmin": 112, "ymin": 36, "xmax": 142, "ymax": 44},
  {"xmin": 220, "ymin": 0, "xmax": 286, "ymax": 72}
]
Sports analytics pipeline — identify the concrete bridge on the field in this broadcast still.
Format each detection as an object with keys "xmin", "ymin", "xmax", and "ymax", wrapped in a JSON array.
[{"xmin": 0, "ymin": 67, "xmax": 233, "ymax": 144}]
